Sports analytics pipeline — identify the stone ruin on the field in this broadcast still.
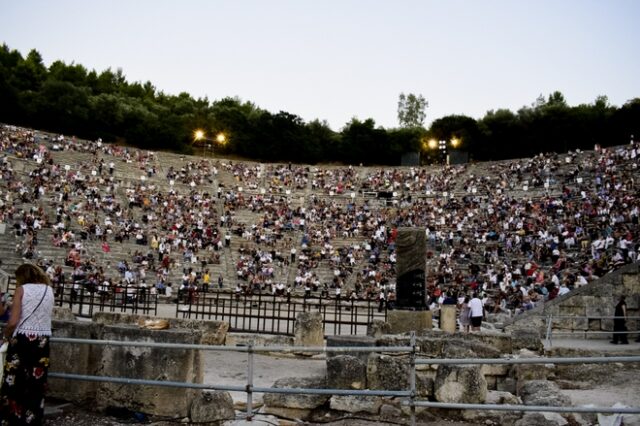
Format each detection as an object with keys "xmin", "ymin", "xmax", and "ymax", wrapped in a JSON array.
[{"xmin": 49, "ymin": 307, "xmax": 640, "ymax": 426}]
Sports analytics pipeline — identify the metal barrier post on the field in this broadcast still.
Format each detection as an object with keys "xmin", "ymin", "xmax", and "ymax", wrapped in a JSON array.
[
  {"xmin": 246, "ymin": 342, "xmax": 254, "ymax": 420},
  {"xmin": 409, "ymin": 331, "xmax": 416, "ymax": 426},
  {"xmin": 545, "ymin": 314, "xmax": 553, "ymax": 347}
]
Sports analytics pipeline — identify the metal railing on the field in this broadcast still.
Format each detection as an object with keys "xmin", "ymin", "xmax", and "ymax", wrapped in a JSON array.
[
  {"xmin": 53, "ymin": 284, "xmax": 158, "ymax": 318},
  {"xmin": 48, "ymin": 332, "xmax": 640, "ymax": 425},
  {"xmin": 175, "ymin": 291, "xmax": 387, "ymax": 336},
  {"xmin": 545, "ymin": 315, "xmax": 640, "ymax": 346}
]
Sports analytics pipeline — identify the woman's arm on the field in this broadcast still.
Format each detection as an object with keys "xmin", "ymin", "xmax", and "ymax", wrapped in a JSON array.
[{"xmin": 3, "ymin": 287, "xmax": 23, "ymax": 340}]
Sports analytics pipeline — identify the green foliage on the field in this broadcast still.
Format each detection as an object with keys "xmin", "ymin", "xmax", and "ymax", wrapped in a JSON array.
[
  {"xmin": 0, "ymin": 45, "xmax": 637, "ymax": 164},
  {"xmin": 397, "ymin": 92, "xmax": 428, "ymax": 128}
]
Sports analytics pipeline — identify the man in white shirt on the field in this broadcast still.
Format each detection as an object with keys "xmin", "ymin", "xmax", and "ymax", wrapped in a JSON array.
[{"xmin": 468, "ymin": 293, "xmax": 484, "ymax": 332}]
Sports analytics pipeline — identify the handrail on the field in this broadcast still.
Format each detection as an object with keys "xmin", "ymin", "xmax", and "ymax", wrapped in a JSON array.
[{"xmin": 47, "ymin": 334, "xmax": 640, "ymax": 424}]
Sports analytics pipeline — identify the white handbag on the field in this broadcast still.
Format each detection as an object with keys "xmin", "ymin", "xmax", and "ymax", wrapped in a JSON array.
[{"xmin": 0, "ymin": 341, "xmax": 8, "ymax": 383}]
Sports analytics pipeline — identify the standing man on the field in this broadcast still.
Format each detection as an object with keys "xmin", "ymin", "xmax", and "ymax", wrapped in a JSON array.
[
  {"xmin": 611, "ymin": 295, "xmax": 629, "ymax": 344},
  {"xmin": 468, "ymin": 292, "xmax": 484, "ymax": 332}
]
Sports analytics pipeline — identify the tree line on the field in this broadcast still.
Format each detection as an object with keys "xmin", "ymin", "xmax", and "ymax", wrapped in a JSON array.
[{"xmin": 1, "ymin": 44, "xmax": 638, "ymax": 164}]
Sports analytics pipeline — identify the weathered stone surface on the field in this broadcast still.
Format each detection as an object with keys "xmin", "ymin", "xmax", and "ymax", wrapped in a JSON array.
[
  {"xmin": 329, "ymin": 395, "xmax": 382, "ymax": 414},
  {"xmin": 434, "ymin": 364, "xmax": 487, "ymax": 403},
  {"xmin": 189, "ymin": 390, "xmax": 235, "ymax": 423},
  {"xmin": 225, "ymin": 333, "xmax": 294, "ymax": 347},
  {"xmin": 380, "ymin": 403, "xmax": 404, "ymax": 422},
  {"xmin": 263, "ymin": 377, "xmax": 328, "ymax": 409},
  {"xmin": 440, "ymin": 305, "xmax": 457, "ymax": 333},
  {"xmin": 52, "ymin": 306, "xmax": 75, "ymax": 321},
  {"xmin": 511, "ymin": 328, "xmax": 544, "ymax": 352},
  {"xmin": 326, "ymin": 335, "xmax": 375, "ymax": 363},
  {"xmin": 515, "ymin": 362, "xmax": 554, "ymax": 386},
  {"xmin": 262, "ymin": 406, "xmax": 311, "ymax": 421},
  {"xmin": 367, "ymin": 319, "xmax": 392, "ymax": 338},
  {"xmin": 515, "ymin": 412, "xmax": 568, "ymax": 426},
  {"xmin": 91, "ymin": 312, "xmax": 229, "ymax": 344},
  {"xmin": 519, "ymin": 380, "xmax": 571, "ymax": 407},
  {"xmin": 486, "ymin": 390, "xmax": 522, "ymax": 405},
  {"xmin": 496, "ymin": 377, "xmax": 517, "ymax": 394},
  {"xmin": 327, "ymin": 355, "xmax": 367, "ymax": 389},
  {"xmin": 387, "ymin": 310, "xmax": 432, "ymax": 334},
  {"xmin": 416, "ymin": 372, "xmax": 434, "ymax": 397},
  {"xmin": 468, "ymin": 331, "xmax": 513, "ymax": 353},
  {"xmin": 442, "ymin": 338, "xmax": 502, "ymax": 359},
  {"xmin": 96, "ymin": 325, "xmax": 203, "ymax": 417},
  {"xmin": 481, "ymin": 363, "xmax": 510, "ymax": 376},
  {"xmin": 294, "ymin": 311, "xmax": 324, "ymax": 347},
  {"xmin": 367, "ymin": 354, "xmax": 410, "ymax": 390},
  {"xmin": 49, "ymin": 320, "xmax": 101, "ymax": 403}
]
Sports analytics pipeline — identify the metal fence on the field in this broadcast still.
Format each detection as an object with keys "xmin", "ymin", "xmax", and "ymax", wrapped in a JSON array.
[
  {"xmin": 53, "ymin": 284, "xmax": 158, "ymax": 318},
  {"xmin": 48, "ymin": 333, "xmax": 640, "ymax": 426},
  {"xmin": 175, "ymin": 291, "xmax": 387, "ymax": 335}
]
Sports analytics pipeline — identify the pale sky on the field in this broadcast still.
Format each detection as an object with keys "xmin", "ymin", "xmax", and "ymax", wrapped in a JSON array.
[{"xmin": 1, "ymin": 0, "xmax": 639, "ymax": 130}]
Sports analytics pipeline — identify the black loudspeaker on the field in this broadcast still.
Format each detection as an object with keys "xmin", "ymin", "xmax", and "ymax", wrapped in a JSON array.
[
  {"xmin": 395, "ymin": 228, "xmax": 428, "ymax": 311},
  {"xmin": 396, "ymin": 268, "xmax": 427, "ymax": 310}
]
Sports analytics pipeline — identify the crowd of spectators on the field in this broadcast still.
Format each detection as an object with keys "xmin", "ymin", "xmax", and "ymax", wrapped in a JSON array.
[{"xmin": 0, "ymin": 124, "xmax": 638, "ymax": 321}]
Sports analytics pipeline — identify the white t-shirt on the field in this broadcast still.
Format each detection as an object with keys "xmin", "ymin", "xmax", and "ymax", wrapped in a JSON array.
[{"xmin": 468, "ymin": 297, "xmax": 484, "ymax": 317}]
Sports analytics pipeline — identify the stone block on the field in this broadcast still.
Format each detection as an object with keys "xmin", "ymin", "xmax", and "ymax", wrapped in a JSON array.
[
  {"xmin": 572, "ymin": 317, "xmax": 588, "ymax": 330},
  {"xmin": 415, "ymin": 336, "xmax": 444, "ymax": 356},
  {"xmin": 511, "ymin": 328, "xmax": 543, "ymax": 353},
  {"xmin": 485, "ymin": 375, "xmax": 497, "ymax": 390},
  {"xmin": 515, "ymin": 412, "xmax": 569, "ymax": 426},
  {"xmin": 189, "ymin": 390, "xmax": 235, "ymax": 423},
  {"xmin": 442, "ymin": 337, "xmax": 502, "ymax": 359},
  {"xmin": 472, "ymin": 332, "xmax": 513, "ymax": 353},
  {"xmin": 49, "ymin": 320, "xmax": 102, "ymax": 403},
  {"xmin": 327, "ymin": 355, "xmax": 367, "ymax": 389},
  {"xmin": 52, "ymin": 306, "xmax": 76, "ymax": 321},
  {"xmin": 584, "ymin": 297, "xmax": 614, "ymax": 318},
  {"xmin": 326, "ymin": 335, "xmax": 375, "ymax": 363},
  {"xmin": 294, "ymin": 311, "xmax": 324, "ymax": 347},
  {"xmin": 486, "ymin": 390, "xmax": 521, "ymax": 405},
  {"xmin": 380, "ymin": 403, "xmax": 404, "ymax": 422},
  {"xmin": 515, "ymin": 363, "xmax": 553, "ymax": 386},
  {"xmin": 91, "ymin": 312, "xmax": 229, "ymax": 344},
  {"xmin": 387, "ymin": 310, "xmax": 432, "ymax": 334},
  {"xmin": 519, "ymin": 380, "xmax": 571, "ymax": 407},
  {"xmin": 558, "ymin": 305, "xmax": 585, "ymax": 317},
  {"xmin": 367, "ymin": 319, "xmax": 392, "ymax": 338},
  {"xmin": 496, "ymin": 377, "xmax": 517, "ymax": 394},
  {"xmin": 263, "ymin": 376, "xmax": 329, "ymax": 410},
  {"xmin": 329, "ymin": 395, "xmax": 382, "ymax": 414},
  {"xmin": 416, "ymin": 372, "xmax": 434, "ymax": 397},
  {"xmin": 434, "ymin": 364, "xmax": 487, "ymax": 403},
  {"xmin": 262, "ymin": 406, "xmax": 311, "ymax": 422},
  {"xmin": 367, "ymin": 354, "xmax": 410, "ymax": 390},
  {"xmin": 561, "ymin": 296, "xmax": 585, "ymax": 308},
  {"xmin": 96, "ymin": 325, "xmax": 203, "ymax": 418},
  {"xmin": 440, "ymin": 305, "xmax": 457, "ymax": 333},
  {"xmin": 226, "ymin": 333, "xmax": 293, "ymax": 347},
  {"xmin": 481, "ymin": 363, "xmax": 510, "ymax": 376}
]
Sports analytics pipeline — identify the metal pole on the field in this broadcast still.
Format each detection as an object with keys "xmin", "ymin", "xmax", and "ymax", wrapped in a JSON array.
[
  {"xmin": 409, "ymin": 331, "xmax": 416, "ymax": 426},
  {"xmin": 246, "ymin": 342, "xmax": 254, "ymax": 420},
  {"xmin": 408, "ymin": 401, "xmax": 640, "ymax": 414},
  {"xmin": 415, "ymin": 355, "xmax": 640, "ymax": 366},
  {"xmin": 545, "ymin": 314, "xmax": 553, "ymax": 347}
]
